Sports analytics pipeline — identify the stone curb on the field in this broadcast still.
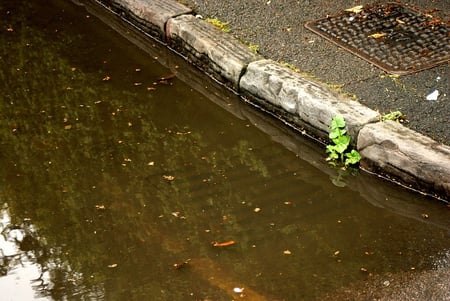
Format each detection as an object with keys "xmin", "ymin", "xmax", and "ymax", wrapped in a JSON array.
[
  {"xmin": 95, "ymin": 0, "xmax": 450, "ymax": 201},
  {"xmin": 239, "ymin": 59, "xmax": 379, "ymax": 141},
  {"xmin": 358, "ymin": 121, "xmax": 450, "ymax": 199},
  {"xmin": 166, "ymin": 14, "xmax": 261, "ymax": 90}
]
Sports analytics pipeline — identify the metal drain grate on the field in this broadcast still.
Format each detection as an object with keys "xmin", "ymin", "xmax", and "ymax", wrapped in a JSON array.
[{"xmin": 305, "ymin": 2, "xmax": 449, "ymax": 74}]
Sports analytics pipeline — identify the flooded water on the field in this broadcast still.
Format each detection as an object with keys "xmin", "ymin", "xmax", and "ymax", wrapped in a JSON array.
[{"xmin": 0, "ymin": 0, "xmax": 449, "ymax": 300}]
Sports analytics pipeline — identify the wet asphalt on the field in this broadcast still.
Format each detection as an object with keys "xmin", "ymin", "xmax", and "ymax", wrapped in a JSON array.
[{"xmin": 181, "ymin": 0, "xmax": 449, "ymax": 145}]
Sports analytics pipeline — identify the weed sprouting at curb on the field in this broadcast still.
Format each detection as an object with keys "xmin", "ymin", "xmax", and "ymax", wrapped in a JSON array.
[
  {"xmin": 205, "ymin": 17, "xmax": 231, "ymax": 33},
  {"xmin": 381, "ymin": 110, "xmax": 406, "ymax": 122},
  {"xmin": 248, "ymin": 43, "xmax": 259, "ymax": 54},
  {"xmin": 326, "ymin": 115, "xmax": 361, "ymax": 167}
]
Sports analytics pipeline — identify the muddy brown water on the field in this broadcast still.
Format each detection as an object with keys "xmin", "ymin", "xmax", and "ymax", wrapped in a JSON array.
[{"xmin": 0, "ymin": 0, "xmax": 449, "ymax": 300}]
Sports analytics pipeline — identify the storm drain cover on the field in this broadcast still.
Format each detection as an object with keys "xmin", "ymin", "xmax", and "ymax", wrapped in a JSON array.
[{"xmin": 305, "ymin": 2, "xmax": 449, "ymax": 74}]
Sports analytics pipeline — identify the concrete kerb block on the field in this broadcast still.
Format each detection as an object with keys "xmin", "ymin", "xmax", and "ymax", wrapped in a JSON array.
[
  {"xmin": 239, "ymin": 59, "xmax": 380, "ymax": 143},
  {"xmin": 106, "ymin": 0, "xmax": 192, "ymax": 41},
  {"xmin": 166, "ymin": 14, "xmax": 261, "ymax": 89},
  {"xmin": 358, "ymin": 120, "xmax": 450, "ymax": 200}
]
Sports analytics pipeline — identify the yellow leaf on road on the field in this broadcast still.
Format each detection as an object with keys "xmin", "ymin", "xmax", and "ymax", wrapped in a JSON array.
[
  {"xmin": 345, "ymin": 5, "xmax": 363, "ymax": 13},
  {"xmin": 369, "ymin": 32, "xmax": 387, "ymax": 39}
]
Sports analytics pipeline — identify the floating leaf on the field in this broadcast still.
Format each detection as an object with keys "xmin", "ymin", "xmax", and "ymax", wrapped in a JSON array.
[
  {"xmin": 163, "ymin": 175, "xmax": 175, "ymax": 181},
  {"xmin": 212, "ymin": 240, "xmax": 236, "ymax": 247}
]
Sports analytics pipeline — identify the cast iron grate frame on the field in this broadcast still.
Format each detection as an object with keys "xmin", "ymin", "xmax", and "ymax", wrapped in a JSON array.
[{"xmin": 305, "ymin": 2, "xmax": 449, "ymax": 75}]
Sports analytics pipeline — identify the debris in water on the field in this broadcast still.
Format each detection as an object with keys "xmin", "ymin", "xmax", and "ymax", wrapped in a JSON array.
[
  {"xmin": 163, "ymin": 175, "xmax": 175, "ymax": 182},
  {"xmin": 426, "ymin": 89, "xmax": 439, "ymax": 101},
  {"xmin": 157, "ymin": 73, "xmax": 176, "ymax": 83},
  {"xmin": 212, "ymin": 240, "xmax": 236, "ymax": 247},
  {"xmin": 173, "ymin": 258, "xmax": 191, "ymax": 270},
  {"xmin": 233, "ymin": 287, "xmax": 244, "ymax": 293}
]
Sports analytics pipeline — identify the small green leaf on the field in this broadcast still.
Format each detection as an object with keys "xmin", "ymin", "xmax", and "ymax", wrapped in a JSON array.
[
  {"xmin": 345, "ymin": 150, "xmax": 361, "ymax": 166},
  {"xmin": 329, "ymin": 128, "xmax": 343, "ymax": 139},
  {"xmin": 333, "ymin": 135, "xmax": 350, "ymax": 150},
  {"xmin": 330, "ymin": 115, "xmax": 346, "ymax": 130}
]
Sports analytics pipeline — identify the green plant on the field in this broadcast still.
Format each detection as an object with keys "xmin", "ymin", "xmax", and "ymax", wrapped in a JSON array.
[
  {"xmin": 205, "ymin": 17, "xmax": 231, "ymax": 33},
  {"xmin": 248, "ymin": 43, "xmax": 259, "ymax": 54},
  {"xmin": 326, "ymin": 115, "xmax": 361, "ymax": 167},
  {"xmin": 381, "ymin": 110, "xmax": 406, "ymax": 122}
]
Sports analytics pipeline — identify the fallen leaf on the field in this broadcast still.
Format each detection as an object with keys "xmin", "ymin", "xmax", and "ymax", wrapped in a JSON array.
[
  {"xmin": 368, "ymin": 32, "xmax": 387, "ymax": 39},
  {"xmin": 212, "ymin": 240, "xmax": 236, "ymax": 247},
  {"xmin": 108, "ymin": 263, "xmax": 118, "ymax": 268},
  {"xmin": 345, "ymin": 5, "xmax": 363, "ymax": 13},
  {"xmin": 163, "ymin": 175, "xmax": 175, "ymax": 181}
]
